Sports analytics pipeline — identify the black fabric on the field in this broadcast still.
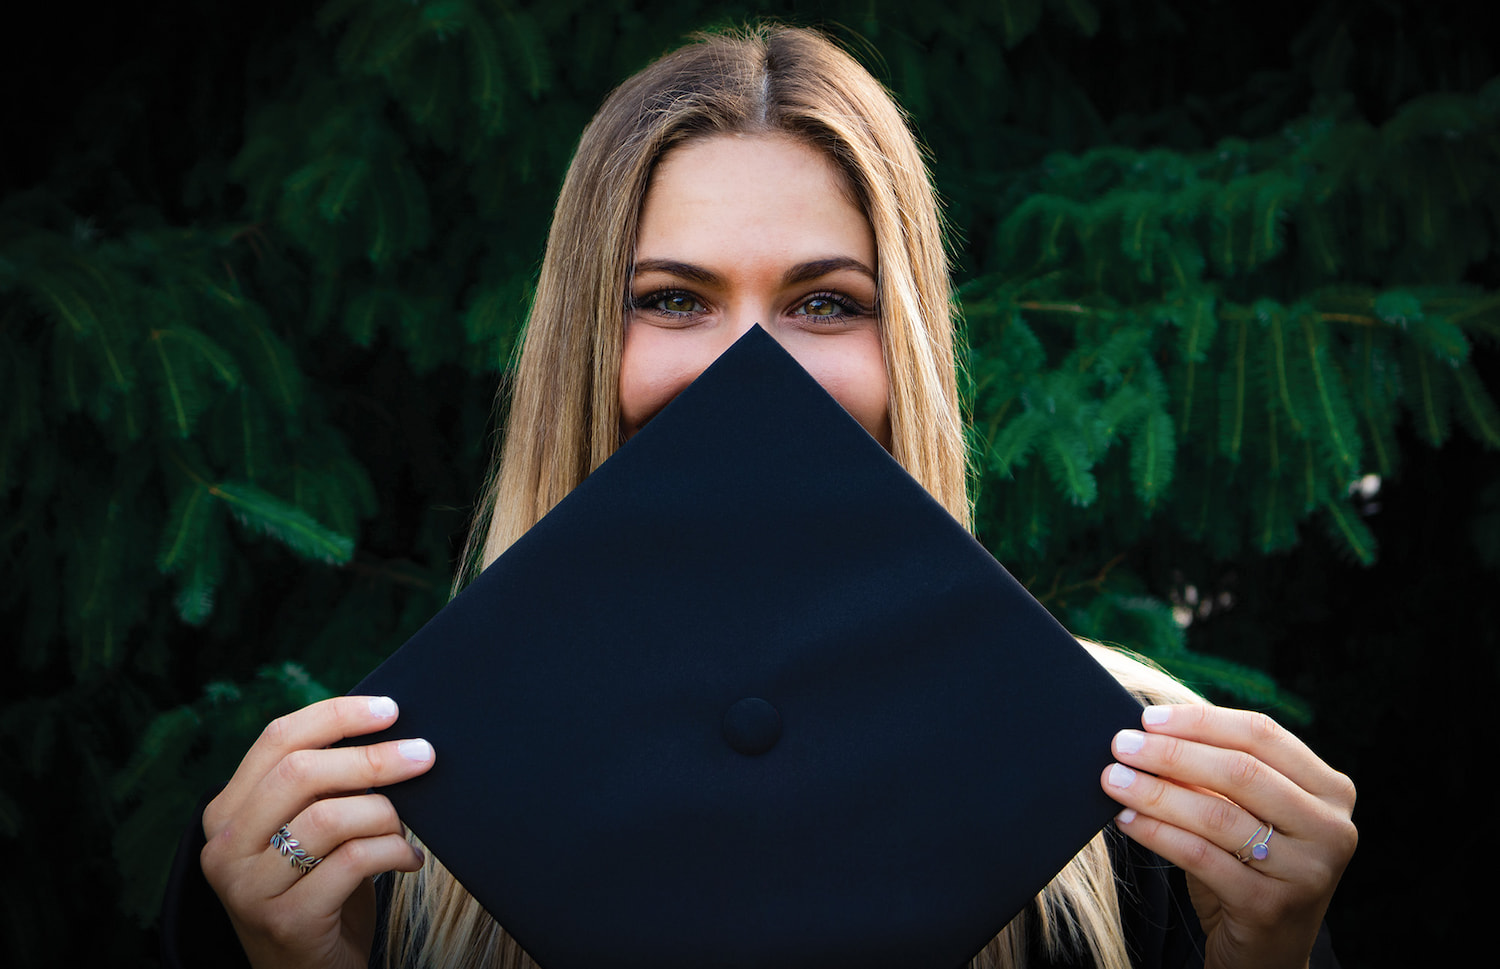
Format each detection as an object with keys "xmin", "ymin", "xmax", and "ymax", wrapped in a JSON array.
[
  {"xmin": 343, "ymin": 326, "xmax": 1145, "ymax": 969},
  {"xmin": 160, "ymin": 789, "xmax": 250, "ymax": 969}
]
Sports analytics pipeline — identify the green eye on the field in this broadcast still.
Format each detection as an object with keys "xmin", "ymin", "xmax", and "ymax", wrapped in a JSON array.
[
  {"xmin": 794, "ymin": 292, "xmax": 865, "ymax": 319},
  {"xmin": 631, "ymin": 290, "xmax": 705, "ymax": 316},
  {"xmin": 661, "ymin": 293, "xmax": 701, "ymax": 313}
]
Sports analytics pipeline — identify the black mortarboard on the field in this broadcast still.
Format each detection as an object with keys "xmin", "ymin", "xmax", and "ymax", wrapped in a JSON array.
[{"xmin": 348, "ymin": 326, "xmax": 1144, "ymax": 969}]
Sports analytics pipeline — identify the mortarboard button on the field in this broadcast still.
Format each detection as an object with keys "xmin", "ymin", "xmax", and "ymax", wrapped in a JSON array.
[{"xmin": 723, "ymin": 697, "xmax": 782, "ymax": 756}]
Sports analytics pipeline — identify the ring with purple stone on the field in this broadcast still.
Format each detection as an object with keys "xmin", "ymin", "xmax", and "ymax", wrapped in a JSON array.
[{"xmin": 1233, "ymin": 822, "xmax": 1273, "ymax": 863}]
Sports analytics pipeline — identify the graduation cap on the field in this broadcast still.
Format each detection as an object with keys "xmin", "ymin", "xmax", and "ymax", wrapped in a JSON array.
[{"xmin": 347, "ymin": 325, "xmax": 1144, "ymax": 969}]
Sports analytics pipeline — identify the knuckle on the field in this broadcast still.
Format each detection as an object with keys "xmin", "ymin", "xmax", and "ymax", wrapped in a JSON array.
[
  {"xmin": 1330, "ymin": 815, "xmax": 1359, "ymax": 859},
  {"xmin": 276, "ymin": 748, "xmax": 316, "ymax": 788},
  {"xmin": 340, "ymin": 836, "xmax": 373, "ymax": 870},
  {"xmin": 1171, "ymin": 702, "xmax": 1210, "ymax": 731},
  {"xmin": 202, "ymin": 798, "xmax": 228, "ymax": 836},
  {"xmin": 300, "ymin": 798, "xmax": 338, "ymax": 841},
  {"xmin": 261, "ymin": 714, "xmax": 290, "ymax": 750},
  {"xmin": 1136, "ymin": 776, "xmax": 1170, "ymax": 812},
  {"xmin": 1330, "ymin": 769, "xmax": 1358, "ymax": 808},
  {"xmin": 1246, "ymin": 710, "xmax": 1282, "ymax": 745},
  {"xmin": 1201, "ymin": 796, "xmax": 1241, "ymax": 837},
  {"xmin": 1181, "ymin": 835, "xmax": 1214, "ymax": 871},
  {"xmin": 361, "ymin": 742, "xmax": 390, "ymax": 783},
  {"xmin": 198, "ymin": 838, "xmax": 229, "ymax": 887},
  {"xmin": 373, "ymin": 795, "xmax": 402, "ymax": 831},
  {"xmin": 331, "ymin": 695, "xmax": 363, "ymax": 731},
  {"xmin": 1226, "ymin": 750, "xmax": 1264, "ymax": 790},
  {"xmin": 1154, "ymin": 734, "xmax": 1186, "ymax": 771}
]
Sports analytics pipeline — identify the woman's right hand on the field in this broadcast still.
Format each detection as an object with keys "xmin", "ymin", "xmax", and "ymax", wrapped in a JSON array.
[{"xmin": 200, "ymin": 695, "xmax": 436, "ymax": 969}]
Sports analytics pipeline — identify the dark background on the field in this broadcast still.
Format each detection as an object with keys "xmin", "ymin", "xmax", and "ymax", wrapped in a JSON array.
[{"xmin": 3, "ymin": 1, "xmax": 1495, "ymax": 965}]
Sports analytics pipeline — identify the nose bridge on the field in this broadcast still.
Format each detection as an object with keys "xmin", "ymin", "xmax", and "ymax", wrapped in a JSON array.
[{"xmin": 723, "ymin": 295, "xmax": 778, "ymax": 345}]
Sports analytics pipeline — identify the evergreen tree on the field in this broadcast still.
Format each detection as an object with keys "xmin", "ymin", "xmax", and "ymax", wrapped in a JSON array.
[{"xmin": 1, "ymin": 1, "xmax": 1493, "ymax": 964}]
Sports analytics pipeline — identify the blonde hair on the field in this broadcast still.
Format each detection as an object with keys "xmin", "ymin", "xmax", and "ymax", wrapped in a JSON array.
[{"xmin": 387, "ymin": 24, "xmax": 1200, "ymax": 969}]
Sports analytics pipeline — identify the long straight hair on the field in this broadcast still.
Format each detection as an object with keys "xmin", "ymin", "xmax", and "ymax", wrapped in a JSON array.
[{"xmin": 386, "ymin": 25, "xmax": 1199, "ymax": 969}]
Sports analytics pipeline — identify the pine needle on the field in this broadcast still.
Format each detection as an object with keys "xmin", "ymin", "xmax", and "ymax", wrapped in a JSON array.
[{"xmin": 210, "ymin": 480, "xmax": 354, "ymax": 565}]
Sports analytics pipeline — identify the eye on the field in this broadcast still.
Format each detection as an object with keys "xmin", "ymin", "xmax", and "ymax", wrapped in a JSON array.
[
  {"xmin": 631, "ymin": 290, "xmax": 706, "ymax": 317},
  {"xmin": 791, "ymin": 292, "xmax": 869, "ymax": 320}
]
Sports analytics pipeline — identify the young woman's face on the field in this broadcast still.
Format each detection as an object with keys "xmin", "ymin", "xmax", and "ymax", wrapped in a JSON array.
[{"xmin": 621, "ymin": 133, "xmax": 891, "ymax": 447}]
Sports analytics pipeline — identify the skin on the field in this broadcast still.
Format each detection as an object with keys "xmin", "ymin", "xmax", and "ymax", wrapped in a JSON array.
[
  {"xmin": 200, "ymin": 696, "xmax": 434, "ymax": 969},
  {"xmin": 1103, "ymin": 705, "xmax": 1358, "ymax": 969},
  {"xmin": 200, "ymin": 131, "xmax": 1355, "ymax": 969},
  {"xmin": 621, "ymin": 133, "xmax": 890, "ymax": 448}
]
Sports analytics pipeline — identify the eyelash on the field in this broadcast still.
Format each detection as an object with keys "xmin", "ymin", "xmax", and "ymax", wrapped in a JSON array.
[{"xmin": 628, "ymin": 289, "xmax": 872, "ymax": 321}]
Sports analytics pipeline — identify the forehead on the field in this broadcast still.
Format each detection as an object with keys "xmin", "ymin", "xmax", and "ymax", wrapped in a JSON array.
[
  {"xmin": 648, "ymin": 132, "xmax": 863, "ymax": 201},
  {"xmin": 636, "ymin": 133, "xmax": 873, "ymax": 262}
]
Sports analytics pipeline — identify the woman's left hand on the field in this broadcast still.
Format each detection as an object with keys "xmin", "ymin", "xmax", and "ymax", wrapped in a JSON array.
[{"xmin": 1101, "ymin": 704, "xmax": 1357, "ymax": 969}]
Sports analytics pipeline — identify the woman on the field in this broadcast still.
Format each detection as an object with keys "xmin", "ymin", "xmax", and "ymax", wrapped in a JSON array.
[{"xmin": 190, "ymin": 24, "xmax": 1356, "ymax": 969}]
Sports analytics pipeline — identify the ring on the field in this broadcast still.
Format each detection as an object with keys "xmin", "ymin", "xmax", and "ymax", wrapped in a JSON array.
[
  {"xmin": 1233, "ymin": 822, "xmax": 1273, "ymax": 863},
  {"xmin": 269, "ymin": 823, "xmax": 323, "ymax": 874}
]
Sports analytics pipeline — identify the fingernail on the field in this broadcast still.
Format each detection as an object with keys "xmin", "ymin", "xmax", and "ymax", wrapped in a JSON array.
[
  {"xmin": 413, "ymin": 844, "xmax": 426, "ymax": 864},
  {"xmin": 399, "ymin": 739, "xmax": 433, "ymax": 762},
  {"xmin": 1107, "ymin": 763, "xmax": 1137, "ymax": 788},
  {"xmin": 1116, "ymin": 808, "xmax": 1137, "ymax": 824},
  {"xmin": 1115, "ymin": 729, "xmax": 1146, "ymax": 754},
  {"xmin": 369, "ymin": 696, "xmax": 397, "ymax": 718},
  {"xmin": 1143, "ymin": 705, "xmax": 1170, "ymax": 725}
]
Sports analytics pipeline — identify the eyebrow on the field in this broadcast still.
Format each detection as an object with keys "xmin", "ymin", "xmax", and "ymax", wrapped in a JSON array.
[{"xmin": 631, "ymin": 257, "xmax": 877, "ymax": 286}]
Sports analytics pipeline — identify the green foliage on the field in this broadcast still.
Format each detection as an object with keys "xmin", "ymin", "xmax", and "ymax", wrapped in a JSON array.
[
  {"xmin": 967, "ymin": 81, "xmax": 1500, "ymax": 591},
  {"xmin": 2, "ymin": 1, "xmax": 1496, "ymax": 964}
]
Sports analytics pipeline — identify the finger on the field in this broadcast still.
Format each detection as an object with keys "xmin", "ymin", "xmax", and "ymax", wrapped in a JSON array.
[
  {"xmin": 276, "ymin": 832, "xmax": 426, "ymax": 918},
  {"xmin": 1138, "ymin": 705, "xmax": 1355, "ymax": 806},
  {"xmin": 252, "ymin": 793, "xmax": 408, "ymax": 897},
  {"xmin": 1111, "ymin": 807, "xmax": 1261, "ymax": 901},
  {"xmin": 1102, "ymin": 756, "xmax": 1273, "ymax": 860},
  {"xmin": 1107, "ymin": 727, "xmax": 1322, "ymax": 837},
  {"xmin": 237, "ymin": 832, "xmax": 424, "ymax": 953},
  {"xmin": 207, "ymin": 696, "xmax": 402, "ymax": 832},
  {"xmin": 220, "ymin": 738, "xmax": 435, "ymax": 861}
]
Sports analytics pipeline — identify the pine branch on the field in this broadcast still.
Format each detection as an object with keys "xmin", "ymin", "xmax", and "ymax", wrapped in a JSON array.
[
  {"xmin": 1321, "ymin": 498, "xmax": 1377, "ymax": 566},
  {"xmin": 1130, "ymin": 408, "xmax": 1176, "ymax": 504},
  {"xmin": 212, "ymin": 479, "xmax": 355, "ymax": 565},
  {"xmin": 1297, "ymin": 311, "xmax": 1360, "ymax": 482},
  {"xmin": 156, "ymin": 483, "xmax": 211, "ymax": 575},
  {"xmin": 1453, "ymin": 364, "xmax": 1500, "ymax": 448}
]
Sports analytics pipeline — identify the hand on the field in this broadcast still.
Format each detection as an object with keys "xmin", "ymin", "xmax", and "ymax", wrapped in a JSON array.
[
  {"xmin": 200, "ymin": 696, "xmax": 436, "ymax": 969},
  {"xmin": 1101, "ymin": 704, "xmax": 1357, "ymax": 969}
]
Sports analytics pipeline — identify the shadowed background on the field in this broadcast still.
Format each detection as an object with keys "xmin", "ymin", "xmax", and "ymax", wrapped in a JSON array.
[{"xmin": 2, "ymin": 1, "xmax": 1495, "ymax": 965}]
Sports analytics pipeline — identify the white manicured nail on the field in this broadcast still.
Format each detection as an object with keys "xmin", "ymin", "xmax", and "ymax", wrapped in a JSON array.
[
  {"xmin": 399, "ymin": 739, "xmax": 433, "ymax": 762},
  {"xmin": 1115, "ymin": 729, "xmax": 1146, "ymax": 754},
  {"xmin": 369, "ymin": 696, "xmax": 397, "ymax": 718},
  {"xmin": 1107, "ymin": 764, "xmax": 1137, "ymax": 788},
  {"xmin": 1116, "ymin": 808, "xmax": 1137, "ymax": 824},
  {"xmin": 1143, "ymin": 705, "xmax": 1170, "ymax": 725}
]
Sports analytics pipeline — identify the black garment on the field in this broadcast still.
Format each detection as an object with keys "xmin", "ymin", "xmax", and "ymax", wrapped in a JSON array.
[{"xmin": 160, "ymin": 795, "xmax": 1337, "ymax": 969}]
